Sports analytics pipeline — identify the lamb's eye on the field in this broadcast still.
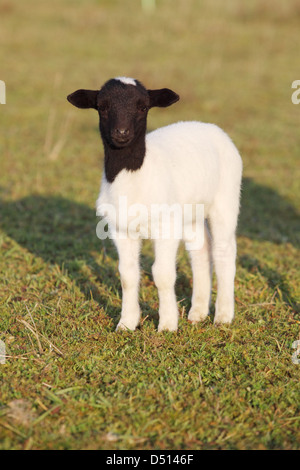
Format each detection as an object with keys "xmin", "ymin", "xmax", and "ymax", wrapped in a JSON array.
[
  {"xmin": 98, "ymin": 102, "xmax": 109, "ymax": 113},
  {"xmin": 137, "ymin": 103, "xmax": 148, "ymax": 113}
]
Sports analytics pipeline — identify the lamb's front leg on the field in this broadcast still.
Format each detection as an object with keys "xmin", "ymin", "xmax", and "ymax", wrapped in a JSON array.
[
  {"xmin": 187, "ymin": 222, "xmax": 212, "ymax": 323},
  {"xmin": 152, "ymin": 239, "xmax": 180, "ymax": 332},
  {"xmin": 115, "ymin": 237, "xmax": 141, "ymax": 331}
]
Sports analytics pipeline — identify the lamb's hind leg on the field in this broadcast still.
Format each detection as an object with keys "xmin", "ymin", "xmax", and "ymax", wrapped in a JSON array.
[
  {"xmin": 209, "ymin": 209, "xmax": 238, "ymax": 325},
  {"xmin": 187, "ymin": 222, "xmax": 212, "ymax": 323}
]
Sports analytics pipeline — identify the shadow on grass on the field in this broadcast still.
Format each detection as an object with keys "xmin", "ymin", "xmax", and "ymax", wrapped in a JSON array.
[
  {"xmin": 238, "ymin": 178, "xmax": 300, "ymax": 313},
  {"xmin": 0, "ymin": 194, "xmax": 121, "ymax": 327},
  {"xmin": 239, "ymin": 178, "xmax": 299, "ymax": 248},
  {"xmin": 0, "ymin": 177, "xmax": 299, "ymax": 325}
]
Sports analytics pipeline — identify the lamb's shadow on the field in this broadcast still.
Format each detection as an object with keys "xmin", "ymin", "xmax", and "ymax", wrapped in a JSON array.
[
  {"xmin": 0, "ymin": 177, "xmax": 299, "ymax": 328},
  {"xmin": 238, "ymin": 178, "xmax": 299, "ymax": 313},
  {"xmin": 0, "ymin": 195, "xmax": 122, "ymax": 327},
  {"xmin": 239, "ymin": 178, "xmax": 299, "ymax": 248}
]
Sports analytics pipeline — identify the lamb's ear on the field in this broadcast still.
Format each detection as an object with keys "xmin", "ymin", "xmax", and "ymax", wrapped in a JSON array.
[
  {"xmin": 67, "ymin": 89, "xmax": 99, "ymax": 109},
  {"xmin": 148, "ymin": 88, "xmax": 180, "ymax": 108}
]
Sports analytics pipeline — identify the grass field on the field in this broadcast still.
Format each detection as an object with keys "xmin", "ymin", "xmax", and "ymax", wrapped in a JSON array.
[{"xmin": 0, "ymin": 0, "xmax": 299, "ymax": 450}]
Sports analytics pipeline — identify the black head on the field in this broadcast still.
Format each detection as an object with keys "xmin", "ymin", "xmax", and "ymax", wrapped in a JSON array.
[{"xmin": 67, "ymin": 77, "xmax": 180, "ymax": 149}]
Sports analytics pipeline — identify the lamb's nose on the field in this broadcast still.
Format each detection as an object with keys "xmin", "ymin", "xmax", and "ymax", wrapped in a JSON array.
[{"xmin": 116, "ymin": 128, "xmax": 129, "ymax": 136}]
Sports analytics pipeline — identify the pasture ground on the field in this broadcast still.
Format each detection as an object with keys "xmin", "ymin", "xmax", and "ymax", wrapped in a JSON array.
[{"xmin": 0, "ymin": 0, "xmax": 299, "ymax": 450}]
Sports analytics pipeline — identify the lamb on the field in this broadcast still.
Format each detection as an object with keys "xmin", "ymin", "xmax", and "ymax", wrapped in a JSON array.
[{"xmin": 67, "ymin": 77, "xmax": 243, "ymax": 332}]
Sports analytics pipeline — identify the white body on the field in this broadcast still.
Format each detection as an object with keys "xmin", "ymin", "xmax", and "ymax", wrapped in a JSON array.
[{"xmin": 97, "ymin": 121, "xmax": 242, "ymax": 331}]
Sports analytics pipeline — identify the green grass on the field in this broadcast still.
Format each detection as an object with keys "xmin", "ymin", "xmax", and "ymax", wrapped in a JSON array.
[{"xmin": 0, "ymin": 0, "xmax": 299, "ymax": 450}]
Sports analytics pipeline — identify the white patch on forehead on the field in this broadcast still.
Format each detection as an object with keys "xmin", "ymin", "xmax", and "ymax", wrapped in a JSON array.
[{"xmin": 114, "ymin": 77, "xmax": 137, "ymax": 86}]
